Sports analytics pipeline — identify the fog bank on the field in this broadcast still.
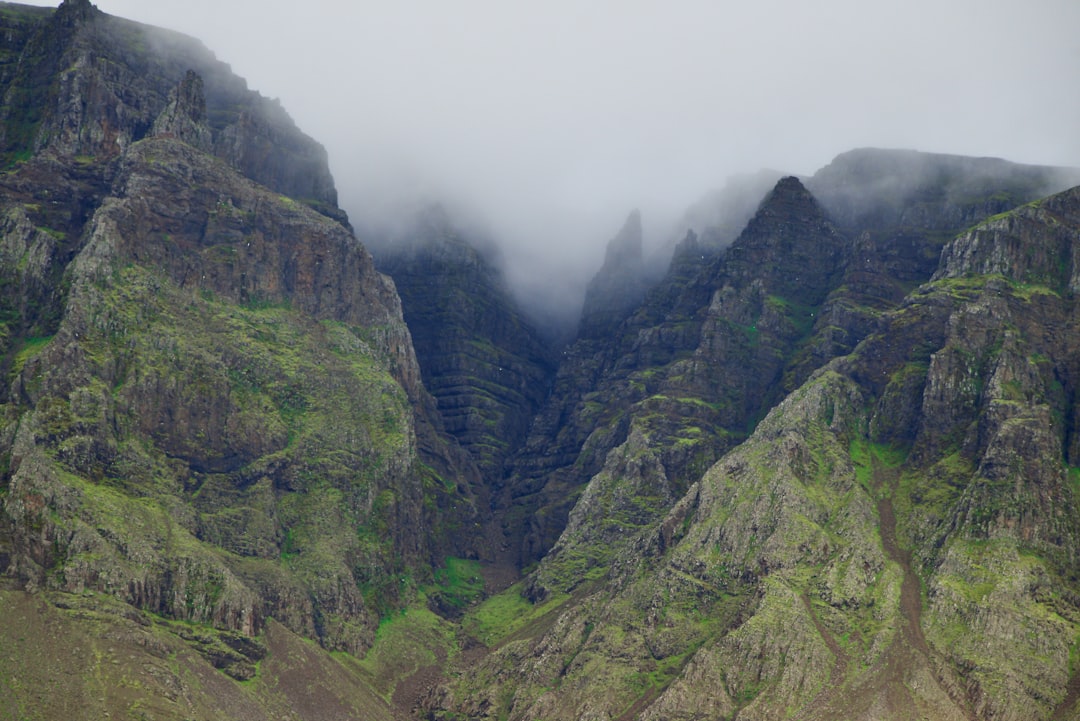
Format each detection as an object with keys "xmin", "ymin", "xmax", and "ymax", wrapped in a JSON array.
[{"xmin": 42, "ymin": 0, "xmax": 1080, "ymax": 321}]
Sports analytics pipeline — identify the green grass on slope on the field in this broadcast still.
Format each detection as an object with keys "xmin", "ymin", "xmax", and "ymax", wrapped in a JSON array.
[
  {"xmin": 355, "ymin": 594, "xmax": 468, "ymax": 705},
  {"xmin": 463, "ymin": 582, "xmax": 571, "ymax": 647},
  {"xmin": 849, "ymin": 437, "xmax": 906, "ymax": 494},
  {"xmin": 431, "ymin": 557, "xmax": 485, "ymax": 611},
  {"xmin": 5, "ymin": 259, "xmax": 426, "ymax": 651}
]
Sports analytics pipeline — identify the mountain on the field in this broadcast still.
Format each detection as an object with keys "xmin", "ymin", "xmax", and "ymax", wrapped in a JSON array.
[
  {"xmin": 0, "ymin": 2, "xmax": 481, "ymax": 717},
  {"xmin": 497, "ymin": 153, "xmax": 1080, "ymax": 575},
  {"xmin": 5, "ymin": 3, "xmax": 1080, "ymax": 721},
  {"xmin": 431, "ymin": 168, "xmax": 1080, "ymax": 721}
]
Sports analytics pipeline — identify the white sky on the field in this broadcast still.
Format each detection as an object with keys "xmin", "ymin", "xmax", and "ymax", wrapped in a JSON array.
[{"xmin": 26, "ymin": 0, "xmax": 1080, "ymax": 314}]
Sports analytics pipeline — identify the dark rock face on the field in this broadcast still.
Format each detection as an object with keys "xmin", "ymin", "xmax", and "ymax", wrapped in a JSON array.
[
  {"xmin": 371, "ymin": 207, "xmax": 558, "ymax": 487},
  {"xmin": 0, "ymin": 1, "xmax": 339, "ymax": 216},
  {"xmin": 151, "ymin": 69, "xmax": 213, "ymax": 152}
]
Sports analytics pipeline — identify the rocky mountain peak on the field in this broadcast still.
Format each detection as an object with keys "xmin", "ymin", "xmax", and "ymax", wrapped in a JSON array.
[
  {"xmin": 722, "ymin": 175, "xmax": 845, "ymax": 302},
  {"xmin": 578, "ymin": 208, "xmax": 649, "ymax": 339},
  {"xmin": 602, "ymin": 207, "xmax": 643, "ymax": 269},
  {"xmin": 655, "ymin": 169, "xmax": 784, "ymax": 263},
  {"xmin": 753, "ymin": 175, "xmax": 820, "ymax": 221},
  {"xmin": 55, "ymin": 0, "xmax": 98, "ymax": 25},
  {"xmin": 0, "ymin": 3, "xmax": 343, "ymax": 221}
]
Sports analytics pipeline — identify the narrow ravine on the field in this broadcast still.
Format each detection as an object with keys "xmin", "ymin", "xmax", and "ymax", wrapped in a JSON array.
[
  {"xmin": 876, "ymin": 498, "xmax": 930, "ymax": 658},
  {"xmin": 873, "ymin": 460, "xmax": 977, "ymax": 721}
]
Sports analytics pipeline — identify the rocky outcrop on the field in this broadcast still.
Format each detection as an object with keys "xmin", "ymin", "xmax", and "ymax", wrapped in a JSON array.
[
  {"xmin": 0, "ymin": 0, "xmax": 340, "ymax": 218},
  {"xmin": 151, "ymin": 69, "xmax": 213, "ymax": 152}
]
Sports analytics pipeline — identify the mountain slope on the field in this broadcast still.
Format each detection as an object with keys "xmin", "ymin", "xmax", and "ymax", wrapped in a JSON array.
[
  {"xmin": 499, "ymin": 151, "xmax": 1080, "ymax": 575},
  {"xmin": 0, "ymin": 2, "xmax": 478, "ymax": 717},
  {"xmin": 433, "ymin": 176, "xmax": 1080, "ymax": 721}
]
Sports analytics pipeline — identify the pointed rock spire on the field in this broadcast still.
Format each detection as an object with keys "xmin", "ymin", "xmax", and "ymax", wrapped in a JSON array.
[
  {"xmin": 151, "ymin": 70, "xmax": 214, "ymax": 152},
  {"xmin": 723, "ymin": 175, "xmax": 846, "ymax": 304},
  {"xmin": 601, "ymin": 208, "xmax": 643, "ymax": 270},
  {"xmin": 578, "ymin": 209, "xmax": 649, "ymax": 340}
]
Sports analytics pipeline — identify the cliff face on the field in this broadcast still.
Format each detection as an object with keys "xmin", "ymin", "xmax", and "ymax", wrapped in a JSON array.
[
  {"xmin": 0, "ymin": 3, "xmax": 476, "ymax": 716},
  {"xmin": 371, "ymin": 208, "xmax": 557, "ymax": 489}
]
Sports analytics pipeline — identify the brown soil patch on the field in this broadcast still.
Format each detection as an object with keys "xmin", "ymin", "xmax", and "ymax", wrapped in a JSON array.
[
  {"xmin": 392, "ymin": 663, "xmax": 444, "ymax": 718},
  {"xmin": 859, "ymin": 464, "xmax": 976, "ymax": 721},
  {"xmin": 1051, "ymin": 667, "xmax": 1080, "ymax": 720},
  {"xmin": 615, "ymin": 685, "xmax": 665, "ymax": 721},
  {"xmin": 876, "ymin": 497, "xmax": 930, "ymax": 658}
]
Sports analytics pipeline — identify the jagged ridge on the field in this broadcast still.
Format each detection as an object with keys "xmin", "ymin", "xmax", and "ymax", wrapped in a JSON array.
[{"xmin": 433, "ymin": 162, "xmax": 1080, "ymax": 721}]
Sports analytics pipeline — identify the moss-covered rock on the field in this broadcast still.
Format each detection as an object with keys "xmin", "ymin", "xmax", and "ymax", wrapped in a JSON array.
[{"xmin": 0, "ymin": 4, "xmax": 482, "ymax": 716}]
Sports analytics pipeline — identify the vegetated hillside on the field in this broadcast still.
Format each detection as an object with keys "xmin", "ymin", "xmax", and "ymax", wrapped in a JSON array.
[
  {"xmin": 496, "ymin": 152, "xmax": 1080, "ymax": 575},
  {"xmin": 5, "ymin": 3, "xmax": 1080, "ymax": 721},
  {"xmin": 429, "ymin": 180, "xmax": 1080, "ymax": 721},
  {"xmin": 0, "ymin": 2, "xmax": 483, "ymax": 718},
  {"xmin": 366, "ymin": 147, "xmax": 1080, "ymax": 719}
]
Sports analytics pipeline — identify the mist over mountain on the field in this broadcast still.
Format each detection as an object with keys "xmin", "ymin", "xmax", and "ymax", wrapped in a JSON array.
[
  {"xmin": 22, "ymin": 0, "xmax": 1078, "ymax": 331},
  {"xmin": 6, "ymin": 2, "xmax": 1080, "ymax": 721}
]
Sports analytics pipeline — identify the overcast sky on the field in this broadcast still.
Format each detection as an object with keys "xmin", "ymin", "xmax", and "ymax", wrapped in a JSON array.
[{"xmin": 35, "ymin": 0, "xmax": 1080, "ymax": 315}]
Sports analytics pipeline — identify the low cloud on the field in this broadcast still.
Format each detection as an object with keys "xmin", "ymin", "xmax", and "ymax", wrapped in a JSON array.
[{"xmin": 71, "ymin": 0, "xmax": 1080, "ymax": 320}]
